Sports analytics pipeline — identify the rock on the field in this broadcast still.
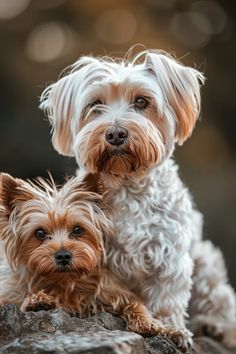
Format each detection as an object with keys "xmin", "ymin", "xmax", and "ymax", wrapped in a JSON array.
[{"xmin": 0, "ymin": 304, "xmax": 236, "ymax": 354}]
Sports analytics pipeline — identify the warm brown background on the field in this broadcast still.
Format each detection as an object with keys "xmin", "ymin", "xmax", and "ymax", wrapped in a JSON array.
[{"xmin": 0, "ymin": 0, "xmax": 235, "ymax": 288}]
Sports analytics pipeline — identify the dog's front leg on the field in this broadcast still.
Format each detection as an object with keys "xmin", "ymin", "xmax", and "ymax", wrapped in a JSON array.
[
  {"xmin": 99, "ymin": 272, "xmax": 167, "ymax": 336},
  {"xmin": 100, "ymin": 271, "xmax": 192, "ymax": 352},
  {"xmin": 20, "ymin": 290, "xmax": 57, "ymax": 312},
  {"xmin": 140, "ymin": 252, "xmax": 194, "ymax": 352}
]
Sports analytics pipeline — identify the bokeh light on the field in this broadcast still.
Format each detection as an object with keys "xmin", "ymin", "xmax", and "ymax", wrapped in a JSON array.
[
  {"xmin": 25, "ymin": 22, "xmax": 76, "ymax": 62},
  {"xmin": 0, "ymin": 0, "xmax": 30, "ymax": 20},
  {"xmin": 192, "ymin": 1, "xmax": 227, "ymax": 35},
  {"xmin": 170, "ymin": 11, "xmax": 212, "ymax": 48}
]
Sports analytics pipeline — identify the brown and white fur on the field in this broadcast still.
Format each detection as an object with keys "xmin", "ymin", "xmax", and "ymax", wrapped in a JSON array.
[
  {"xmin": 40, "ymin": 49, "xmax": 236, "ymax": 349},
  {"xmin": 0, "ymin": 173, "xmax": 187, "ymax": 342}
]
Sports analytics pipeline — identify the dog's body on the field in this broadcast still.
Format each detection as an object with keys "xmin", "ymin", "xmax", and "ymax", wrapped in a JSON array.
[
  {"xmin": 96, "ymin": 159, "xmax": 236, "ymax": 346},
  {"xmin": 0, "ymin": 173, "xmax": 183, "ymax": 341},
  {"xmin": 40, "ymin": 49, "xmax": 236, "ymax": 348},
  {"xmin": 104, "ymin": 158, "xmax": 197, "ymax": 320}
]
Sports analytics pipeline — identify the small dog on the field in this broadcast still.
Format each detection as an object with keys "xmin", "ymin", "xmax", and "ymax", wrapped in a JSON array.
[
  {"xmin": 40, "ymin": 49, "xmax": 236, "ymax": 349},
  {"xmin": 0, "ymin": 172, "xmax": 187, "ymax": 344}
]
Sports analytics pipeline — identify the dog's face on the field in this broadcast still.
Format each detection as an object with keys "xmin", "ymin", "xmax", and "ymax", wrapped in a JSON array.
[
  {"xmin": 40, "ymin": 50, "xmax": 205, "ymax": 176},
  {"xmin": 0, "ymin": 173, "xmax": 107, "ymax": 282}
]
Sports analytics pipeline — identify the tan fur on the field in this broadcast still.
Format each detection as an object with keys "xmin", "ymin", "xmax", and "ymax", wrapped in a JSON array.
[
  {"xmin": 0, "ymin": 173, "xmax": 184, "ymax": 342},
  {"xmin": 80, "ymin": 119, "xmax": 163, "ymax": 176}
]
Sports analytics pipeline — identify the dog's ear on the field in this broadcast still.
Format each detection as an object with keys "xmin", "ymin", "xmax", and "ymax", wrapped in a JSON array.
[
  {"xmin": 0, "ymin": 173, "xmax": 34, "ymax": 214},
  {"xmin": 39, "ymin": 75, "xmax": 75, "ymax": 156},
  {"xmin": 60, "ymin": 173, "xmax": 104, "ymax": 203},
  {"xmin": 59, "ymin": 174, "xmax": 106, "ymax": 223},
  {"xmin": 39, "ymin": 57, "xmax": 99, "ymax": 156},
  {"xmin": 144, "ymin": 51, "xmax": 205, "ymax": 144}
]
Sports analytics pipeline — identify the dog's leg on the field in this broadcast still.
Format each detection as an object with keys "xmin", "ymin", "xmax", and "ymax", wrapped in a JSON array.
[
  {"xmin": 136, "ymin": 250, "xmax": 194, "ymax": 352},
  {"xmin": 122, "ymin": 300, "xmax": 193, "ymax": 354},
  {"xmin": 99, "ymin": 272, "xmax": 191, "ymax": 352},
  {"xmin": 99, "ymin": 272, "xmax": 165, "ymax": 335},
  {"xmin": 189, "ymin": 240, "xmax": 236, "ymax": 347},
  {"xmin": 122, "ymin": 302, "xmax": 166, "ymax": 336},
  {"xmin": 20, "ymin": 290, "xmax": 57, "ymax": 312}
]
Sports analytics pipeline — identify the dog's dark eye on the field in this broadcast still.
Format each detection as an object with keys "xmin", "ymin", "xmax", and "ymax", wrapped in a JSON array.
[
  {"xmin": 35, "ymin": 228, "xmax": 46, "ymax": 240},
  {"xmin": 134, "ymin": 96, "xmax": 149, "ymax": 110},
  {"xmin": 71, "ymin": 226, "xmax": 84, "ymax": 238},
  {"xmin": 82, "ymin": 100, "xmax": 102, "ymax": 119},
  {"xmin": 90, "ymin": 99, "xmax": 102, "ymax": 107}
]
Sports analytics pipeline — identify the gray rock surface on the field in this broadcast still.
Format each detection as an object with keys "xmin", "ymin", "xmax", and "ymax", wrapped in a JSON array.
[{"xmin": 0, "ymin": 304, "xmax": 235, "ymax": 354}]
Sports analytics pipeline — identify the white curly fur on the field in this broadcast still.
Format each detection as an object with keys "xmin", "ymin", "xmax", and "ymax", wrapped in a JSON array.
[
  {"xmin": 105, "ymin": 159, "xmax": 195, "ymax": 326},
  {"xmin": 40, "ymin": 49, "xmax": 236, "ymax": 348}
]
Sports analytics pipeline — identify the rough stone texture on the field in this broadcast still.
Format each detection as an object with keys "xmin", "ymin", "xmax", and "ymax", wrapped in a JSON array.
[{"xmin": 0, "ymin": 305, "xmax": 236, "ymax": 354}]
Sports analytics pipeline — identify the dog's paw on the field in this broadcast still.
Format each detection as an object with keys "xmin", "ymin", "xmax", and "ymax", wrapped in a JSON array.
[
  {"xmin": 126, "ymin": 317, "xmax": 166, "ymax": 336},
  {"xmin": 164, "ymin": 327, "xmax": 193, "ymax": 353},
  {"xmin": 20, "ymin": 291, "xmax": 56, "ymax": 312},
  {"xmin": 127, "ymin": 318, "xmax": 192, "ymax": 352}
]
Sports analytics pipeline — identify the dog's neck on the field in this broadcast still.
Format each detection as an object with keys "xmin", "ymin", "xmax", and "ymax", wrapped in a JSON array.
[
  {"xmin": 77, "ymin": 167, "xmax": 140, "ymax": 190},
  {"xmin": 100, "ymin": 165, "xmax": 157, "ymax": 190},
  {"xmin": 78, "ymin": 159, "xmax": 173, "ymax": 193}
]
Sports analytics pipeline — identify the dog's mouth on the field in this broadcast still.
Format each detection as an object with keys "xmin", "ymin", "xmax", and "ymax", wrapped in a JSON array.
[
  {"xmin": 98, "ymin": 147, "xmax": 137, "ymax": 173},
  {"xmin": 57, "ymin": 265, "xmax": 71, "ymax": 273},
  {"xmin": 102, "ymin": 146, "xmax": 127, "ymax": 157},
  {"xmin": 56, "ymin": 265, "xmax": 90, "ymax": 278},
  {"xmin": 98, "ymin": 148, "xmax": 120, "ymax": 171}
]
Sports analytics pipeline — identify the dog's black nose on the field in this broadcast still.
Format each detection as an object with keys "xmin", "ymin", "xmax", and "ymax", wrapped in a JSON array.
[
  {"xmin": 55, "ymin": 249, "xmax": 72, "ymax": 266},
  {"xmin": 105, "ymin": 126, "xmax": 128, "ymax": 146}
]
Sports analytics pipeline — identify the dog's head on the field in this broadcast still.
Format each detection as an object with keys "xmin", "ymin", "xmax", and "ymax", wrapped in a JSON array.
[
  {"xmin": 0, "ymin": 173, "xmax": 108, "ymax": 282},
  {"xmin": 40, "ymin": 50, "xmax": 205, "ymax": 176}
]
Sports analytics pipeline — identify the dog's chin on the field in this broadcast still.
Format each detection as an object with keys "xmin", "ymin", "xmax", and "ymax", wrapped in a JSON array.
[
  {"xmin": 57, "ymin": 265, "xmax": 73, "ymax": 273},
  {"xmin": 97, "ymin": 147, "xmax": 136, "ymax": 174},
  {"xmin": 94, "ymin": 145, "xmax": 160, "ymax": 176},
  {"xmin": 36, "ymin": 266, "xmax": 90, "ymax": 281},
  {"xmin": 57, "ymin": 266, "xmax": 90, "ymax": 277}
]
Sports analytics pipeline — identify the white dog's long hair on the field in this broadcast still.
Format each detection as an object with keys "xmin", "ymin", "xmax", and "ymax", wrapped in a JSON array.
[{"xmin": 40, "ymin": 50, "xmax": 204, "ymax": 176}]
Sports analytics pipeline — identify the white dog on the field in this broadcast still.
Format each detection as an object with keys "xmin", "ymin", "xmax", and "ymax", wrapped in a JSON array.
[{"xmin": 40, "ymin": 49, "xmax": 236, "ymax": 351}]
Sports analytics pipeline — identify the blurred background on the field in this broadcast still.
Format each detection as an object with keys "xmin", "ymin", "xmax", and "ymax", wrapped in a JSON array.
[{"xmin": 0, "ymin": 0, "xmax": 235, "ymax": 288}]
